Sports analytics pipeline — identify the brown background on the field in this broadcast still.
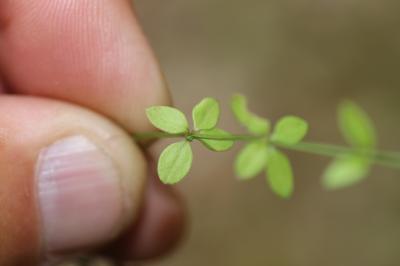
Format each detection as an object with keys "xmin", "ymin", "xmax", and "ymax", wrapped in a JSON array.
[{"xmin": 71, "ymin": 1, "xmax": 400, "ymax": 265}]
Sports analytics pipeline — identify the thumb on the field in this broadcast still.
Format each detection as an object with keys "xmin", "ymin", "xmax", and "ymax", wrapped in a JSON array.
[{"xmin": 0, "ymin": 96, "xmax": 146, "ymax": 265}]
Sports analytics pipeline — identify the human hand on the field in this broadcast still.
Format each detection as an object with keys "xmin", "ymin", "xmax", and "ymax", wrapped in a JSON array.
[{"xmin": 0, "ymin": 1, "xmax": 184, "ymax": 265}]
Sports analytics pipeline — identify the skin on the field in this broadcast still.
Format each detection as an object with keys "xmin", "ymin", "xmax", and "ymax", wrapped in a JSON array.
[{"xmin": 0, "ymin": 0, "xmax": 185, "ymax": 265}]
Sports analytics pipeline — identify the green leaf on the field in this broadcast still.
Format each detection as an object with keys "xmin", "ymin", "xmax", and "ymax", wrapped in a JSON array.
[
  {"xmin": 198, "ymin": 128, "xmax": 234, "ymax": 152},
  {"xmin": 266, "ymin": 149, "xmax": 294, "ymax": 198},
  {"xmin": 322, "ymin": 154, "xmax": 370, "ymax": 190},
  {"xmin": 271, "ymin": 116, "xmax": 308, "ymax": 145},
  {"xmin": 192, "ymin": 97, "xmax": 220, "ymax": 130},
  {"xmin": 146, "ymin": 106, "xmax": 189, "ymax": 134},
  {"xmin": 158, "ymin": 141, "xmax": 193, "ymax": 184},
  {"xmin": 231, "ymin": 94, "xmax": 270, "ymax": 135},
  {"xmin": 231, "ymin": 94, "xmax": 250, "ymax": 124},
  {"xmin": 338, "ymin": 100, "xmax": 376, "ymax": 149},
  {"xmin": 235, "ymin": 141, "xmax": 269, "ymax": 180},
  {"xmin": 246, "ymin": 116, "xmax": 271, "ymax": 136}
]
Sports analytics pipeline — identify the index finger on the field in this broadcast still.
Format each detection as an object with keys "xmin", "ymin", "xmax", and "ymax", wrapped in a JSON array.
[{"xmin": 0, "ymin": 0, "xmax": 170, "ymax": 132}]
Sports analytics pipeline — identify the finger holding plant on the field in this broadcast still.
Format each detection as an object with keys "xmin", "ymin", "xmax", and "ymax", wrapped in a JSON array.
[{"xmin": 135, "ymin": 94, "xmax": 400, "ymax": 199}]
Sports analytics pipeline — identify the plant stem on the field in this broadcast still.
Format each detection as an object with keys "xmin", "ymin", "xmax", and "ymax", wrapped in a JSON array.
[
  {"xmin": 133, "ymin": 131, "xmax": 400, "ymax": 169},
  {"xmin": 134, "ymin": 132, "xmax": 262, "ymax": 141},
  {"xmin": 276, "ymin": 141, "xmax": 400, "ymax": 169},
  {"xmin": 192, "ymin": 133, "xmax": 262, "ymax": 141},
  {"xmin": 134, "ymin": 132, "xmax": 185, "ymax": 140}
]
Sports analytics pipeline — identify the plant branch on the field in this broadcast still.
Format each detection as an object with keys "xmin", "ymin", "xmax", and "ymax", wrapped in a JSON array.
[
  {"xmin": 133, "ymin": 131, "xmax": 400, "ymax": 169},
  {"xmin": 275, "ymin": 141, "xmax": 400, "ymax": 169},
  {"xmin": 133, "ymin": 132, "xmax": 185, "ymax": 140},
  {"xmin": 192, "ymin": 133, "xmax": 263, "ymax": 141}
]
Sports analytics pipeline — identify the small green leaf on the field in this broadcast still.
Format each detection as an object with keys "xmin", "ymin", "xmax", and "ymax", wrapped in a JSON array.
[
  {"xmin": 192, "ymin": 97, "xmax": 220, "ymax": 130},
  {"xmin": 235, "ymin": 141, "xmax": 269, "ymax": 180},
  {"xmin": 266, "ymin": 149, "xmax": 294, "ymax": 198},
  {"xmin": 246, "ymin": 116, "xmax": 271, "ymax": 135},
  {"xmin": 146, "ymin": 106, "xmax": 189, "ymax": 134},
  {"xmin": 231, "ymin": 94, "xmax": 270, "ymax": 135},
  {"xmin": 158, "ymin": 141, "xmax": 193, "ymax": 184},
  {"xmin": 231, "ymin": 94, "xmax": 249, "ymax": 124},
  {"xmin": 338, "ymin": 100, "xmax": 376, "ymax": 149},
  {"xmin": 198, "ymin": 128, "xmax": 234, "ymax": 152},
  {"xmin": 271, "ymin": 116, "xmax": 308, "ymax": 145},
  {"xmin": 322, "ymin": 154, "xmax": 370, "ymax": 190}
]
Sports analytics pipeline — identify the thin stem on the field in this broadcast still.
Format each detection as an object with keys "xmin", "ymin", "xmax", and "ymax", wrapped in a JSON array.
[
  {"xmin": 275, "ymin": 141, "xmax": 400, "ymax": 169},
  {"xmin": 192, "ymin": 134, "xmax": 263, "ymax": 141},
  {"xmin": 134, "ymin": 132, "xmax": 185, "ymax": 140},
  {"xmin": 133, "ymin": 131, "xmax": 400, "ymax": 169},
  {"xmin": 133, "ymin": 132, "xmax": 262, "ymax": 141}
]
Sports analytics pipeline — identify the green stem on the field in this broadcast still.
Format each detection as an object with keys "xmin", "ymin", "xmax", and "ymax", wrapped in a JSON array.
[
  {"xmin": 134, "ymin": 132, "xmax": 185, "ymax": 140},
  {"xmin": 134, "ymin": 132, "xmax": 262, "ymax": 141},
  {"xmin": 275, "ymin": 141, "xmax": 400, "ymax": 169},
  {"xmin": 192, "ymin": 133, "xmax": 262, "ymax": 141},
  {"xmin": 133, "ymin": 131, "xmax": 400, "ymax": 169}
]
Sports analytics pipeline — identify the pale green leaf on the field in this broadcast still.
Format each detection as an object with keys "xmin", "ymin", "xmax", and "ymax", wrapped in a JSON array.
[
  {"xmin": 338, "ymin": 100, "xmax": 376, "ymax": 149},
  {"xmin": 235, "ymin": 141, "xmax": 269, "ymax": 180},
  {"xmin": 271, "ymin": 116, "xmax": 308, "ymax": 145},
  {"xmin": 192, "ymin": 97, "xmax": 220, "ymax": 130},
  {"xmin": 198, "ymin": 128, "xmax": 234, "ymax": 152},
  {"xmin": 266, "ymin": 149, "xmax": 294, "ymax": 198},
  {"xmin": 231, "ymin": 94, "xmax": 248, "ymax": 123},
  {"xmin": 231, "ymin": 94, "xmax": 270, "ymax": 135},
  {"xmin": 322, "ymin": 154, "xmax": 370, "ymax": 190},
  {"xmin": 146, "ymin": 106, "xmax": 189, "ymax": 134},
  {"xmin": 246, "ymin": 115, "xmax": 271, "ymax": 135},
  {"xmin": 158, "ymin": 141, "xmax": 193, "ymax": 184}
]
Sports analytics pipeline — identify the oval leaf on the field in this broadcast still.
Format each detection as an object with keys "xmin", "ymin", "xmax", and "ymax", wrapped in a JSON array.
[
  {"xmin": 271, "ymin": 116, "xmax": 308, "ymax": 145},
  {"xmin": 322, "ymin": 154, "xmax": 370, "ymax": 190},
  {"xmin": 158, "ymin": 141, "xmax": 193, "ymax": 184},
  {"xmin": 231, "ymin": 94, "xmax": 249, "ymax": 123},
  {"xmin": 338, "ymin": 100, "xmax": 376, "ymax": 149},
  {"xmin": 192, "ymin": 97, "xmax": 220, "ymax": 130},
  {"xmin": 235, "ymin": 141, "xmax": 269, "ymax": 180},
  {"xmin": 231, "ymin": 94, "xmax": 270, "ymax": 135},
  {"xmin": 246, "ymin": 115, "xmax": 270, "ymax": 135},
  {"xmin": 146, "ymin": 106, "xmax": 189, "ymax": 134},
  {"xmin": 266, "ymin": 149, "xmax": 294, "ymax": 198},
  {"xmin": 198, "ymin": 128, "xmax": 234, "ymax": 152}
]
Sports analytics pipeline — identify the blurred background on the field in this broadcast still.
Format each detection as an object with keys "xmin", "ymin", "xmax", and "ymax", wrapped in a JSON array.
[{"xmin": 81, "ymin": 1, "xmax": 400, "ymax": 265}]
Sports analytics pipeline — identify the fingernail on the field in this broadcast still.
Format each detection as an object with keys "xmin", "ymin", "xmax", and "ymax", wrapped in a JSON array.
[{"xmin": 36, "ymin": 135, "xmax": 123, "ymax": 253}]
